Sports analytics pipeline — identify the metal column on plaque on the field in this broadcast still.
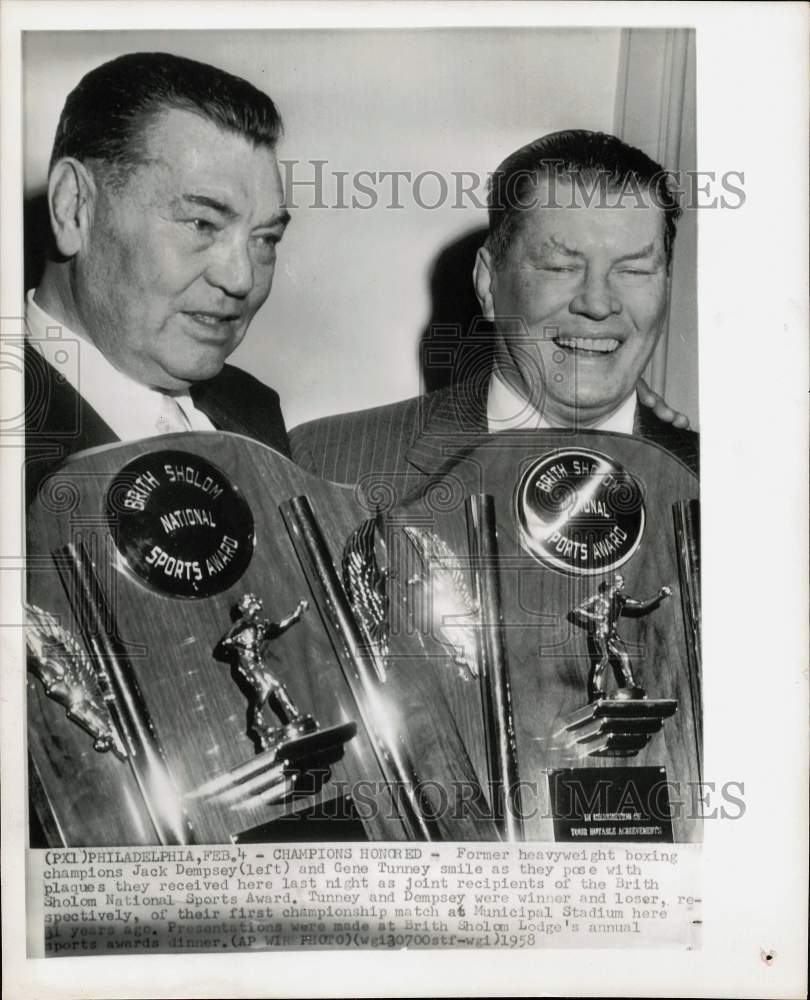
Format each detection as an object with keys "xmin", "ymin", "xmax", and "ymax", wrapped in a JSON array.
[
  {"xmin": 396, "ymin": 497, "xmax": 524, "ymax": 840},
  {"xmin": 52, "ymin": 539, "xmax": 195, "ymax": 845},
  {"xmin": 280, "ymin": 496, "xmax": 440, "ymax": 841},
  {"xmin": 673, "ymin": 499, "xmax": 702, "ymax": 779},
  {"xmin": 465, "ymin": 495, "xmax": 524, "ymax": 842}
]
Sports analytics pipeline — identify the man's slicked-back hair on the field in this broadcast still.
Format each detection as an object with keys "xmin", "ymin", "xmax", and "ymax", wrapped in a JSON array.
[
  {"xmin": 486, "ymin": 129, "xmax": 682, "ymax": 268},
  {"xmin": 49, "ymin": 51, "xmax": 283, "ymax": 179}
]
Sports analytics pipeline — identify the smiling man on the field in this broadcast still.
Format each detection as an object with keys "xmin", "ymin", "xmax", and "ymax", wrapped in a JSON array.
[
  {"xmin": 476, "ymin": 132, "xmax": 678, "ymax": 433},
  {"xmin": 291, "ymin": 130, "xmax": 698, "ymax": 490},
  {"xmin": 25, "ymin": 52, "xmax": 291, "ymax": 505}
]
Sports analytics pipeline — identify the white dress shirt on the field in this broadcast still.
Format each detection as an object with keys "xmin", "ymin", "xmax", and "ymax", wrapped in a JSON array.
[
  {"xmin": 25, "ymin": 290, "xmax": 215, "ymax": 441},
  {"xmin": 486, "ymin": 363, "xmax": 637, "ymax": 434}
]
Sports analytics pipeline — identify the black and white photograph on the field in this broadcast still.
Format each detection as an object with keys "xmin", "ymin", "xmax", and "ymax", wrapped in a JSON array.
[
  {"xmin": 1, "ymin": 3, "xmax": 807, "ymax": 998},
  {"xmin": 22, "ymin": 25, "xmax": 703, "ymax": 847}
]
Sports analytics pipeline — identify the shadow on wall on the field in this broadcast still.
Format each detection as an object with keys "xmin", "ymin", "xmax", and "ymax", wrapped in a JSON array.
[
  {"xmin": 25, "ymin": 190, "xmax": 50, "ymax": 293},
  {"xmin": 418, "ymin": 226, "xmax": 495, "ymax": 394}
]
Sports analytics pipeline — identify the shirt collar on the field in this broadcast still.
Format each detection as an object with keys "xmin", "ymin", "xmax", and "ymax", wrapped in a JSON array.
[
  {"xmin": 486, "ymin": 363, "xmax": 637, "ymax": 434},
  {"xmin": 25, "ymin": 289, "xmax": 214, "ymax": 440}
]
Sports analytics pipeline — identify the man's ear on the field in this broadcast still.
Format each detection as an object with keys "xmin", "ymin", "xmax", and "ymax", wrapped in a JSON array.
[
  {"xmin": 47, "ymin": 158, "xmax": 96, "ymax": 258},
  {"xmin": 473, "ymin": 245, "xmax": 496, "ymax": 321}
]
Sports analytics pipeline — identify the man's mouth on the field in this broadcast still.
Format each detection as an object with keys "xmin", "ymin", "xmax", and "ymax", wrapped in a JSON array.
[
  {"xmin": 182, "ymin": 311, "xmax": 242, "ymax": 337},
  {"xmin": 553, "ymin": 336, "xmax": 621, "ymax": 355},
  {"xmin": 184, "ymin": 311, "xmax": 241, "ymax": 325}
]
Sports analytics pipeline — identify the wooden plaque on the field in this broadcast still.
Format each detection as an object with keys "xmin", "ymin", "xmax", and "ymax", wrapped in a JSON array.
[
  {"xmin": 374, "ymin": 429, "xmax": 701, "ymax": 842},
  {"xmin": 26, "ymin": 432, "xmax": 497, "ymax": 845}
]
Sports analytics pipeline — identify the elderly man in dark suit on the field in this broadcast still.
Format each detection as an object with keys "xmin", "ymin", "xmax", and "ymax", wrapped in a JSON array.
[
  {"xmin": 290, "ymin": 131, "xmax": 698, "ymax": 494},
  {"xmin": 25, "ymin": 52, "xmax": 291, "ymax": 508}
]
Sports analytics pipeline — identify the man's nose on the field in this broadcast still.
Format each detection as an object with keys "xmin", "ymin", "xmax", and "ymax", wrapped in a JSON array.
[
  {"xmin": 568, "ymin": 267, "xmax": 621, "ymax": 320},
  {"xmin": 205, "ymin": 238, "xmax": 253, "ymax": 298}
]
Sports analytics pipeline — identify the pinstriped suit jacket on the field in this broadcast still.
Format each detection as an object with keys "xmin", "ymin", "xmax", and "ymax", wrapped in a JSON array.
[{"xmin": 289, "ymin": 381, "xmax": 699, "ymax": 501}]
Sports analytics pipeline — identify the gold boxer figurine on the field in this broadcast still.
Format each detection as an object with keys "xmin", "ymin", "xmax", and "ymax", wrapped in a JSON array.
[
  {"xmin": 219, "ymin": 593, "xmax": 310, "ymax": 749},
  {"xmin": 575, "ymin": 574, "xmax": 670, "ymax": 702}
]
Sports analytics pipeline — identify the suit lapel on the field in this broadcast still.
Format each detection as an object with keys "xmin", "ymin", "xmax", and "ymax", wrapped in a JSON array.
[
  {"xmin": 190, "ymin": 379, "xmax": 250, "ymax": 437},
  {"xmin": 25, "ymin": 345, "xmax": 119, "ymax": 508},
  {"xmin": 634, "ymin": 398, "xmax": 675, "ymax": 443},
  {"xmin": 404, "ymin": 379, "xmax": 491, "ymax": 475},
  {"xmin": 633, "ymin": 398, "xmax": 650, "ymax": 438},
  {"xmin": 26, "ymin": 345, "xmax": 118, "ymax": 453},
  {"xmin": 190, "ymin": 365, "xmax": 291, "ymax": 457}
]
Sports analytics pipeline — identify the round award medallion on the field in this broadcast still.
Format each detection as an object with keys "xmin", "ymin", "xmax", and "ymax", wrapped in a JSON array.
[
  {"xmin": 514, "ymin": 448, "xmax": 645, "ymax": 575},
  {"xmin": 105, "ymin": 450, "xmax": 255, "ymax": 598}
]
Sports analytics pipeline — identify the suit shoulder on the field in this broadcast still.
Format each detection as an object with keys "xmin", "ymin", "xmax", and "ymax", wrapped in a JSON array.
[
  {"xmin": 291, "ymin": 394, "xmax": 423, "ymax": 443},
  {"xmin": 638, "ymin": 408, "xmax": 700, "ymax": 476},
  {"xmin": 289, "ymin": 393, "xmax": 428, "ymax": 482},
  {"xmin": 669, "ymin": 425, "xmax": 699, "ymax": 476}
]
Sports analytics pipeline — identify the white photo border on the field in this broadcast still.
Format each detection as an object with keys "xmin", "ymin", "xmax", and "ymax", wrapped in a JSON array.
[{"xmin": 2, "ymin": 3, "xmax": 807, "ymax": 998}]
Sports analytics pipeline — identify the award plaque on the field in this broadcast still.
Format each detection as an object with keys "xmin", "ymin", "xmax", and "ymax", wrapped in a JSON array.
[
  {"xmin": 367, "ymin": 430, "xmax": 701, "ymax": 843},
  {"xmin": 26, "ymin": 432, "xmax": 498, "ymax": 845},
  {"xmin": 26, "ymin": 428, "xmax": 698, "ymax": 845}
]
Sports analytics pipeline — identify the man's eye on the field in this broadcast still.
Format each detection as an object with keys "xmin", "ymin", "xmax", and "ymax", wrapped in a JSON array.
[
  {"xmin": 616, "ymin": 268, "xmax": 653, "ymax": 276},
  {"xmin": 254, "ymin": 233, "xmax": 281, "ymax": 248},
  {"xmin": 541, "ymin": 265, "xmax": 577, "ymax": 273},
  {"xmin": 251, "ymin": 234, "xmax": 281, "ymax": 263},
  {"xmin": 188, "ymin": 218, "xmax": 217, "ymax": 234}
]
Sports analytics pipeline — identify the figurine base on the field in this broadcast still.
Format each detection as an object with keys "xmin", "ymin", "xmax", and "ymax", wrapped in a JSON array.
[
  {"xmin": 256, "ymin": 714, "xmax": 318, "ymax": 752},
  {"xmin": 187, "ymin": 720, "xmax": 358, "ymax": 806},
  {"xmin": 556, "ymin": 697, "xmax": 678, "ymax": 758}
]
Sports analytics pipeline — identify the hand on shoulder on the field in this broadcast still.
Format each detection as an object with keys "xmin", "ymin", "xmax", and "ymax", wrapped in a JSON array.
[{"xmin": 636, "ymin": 377, "xmax": 690, "ymax": 429}]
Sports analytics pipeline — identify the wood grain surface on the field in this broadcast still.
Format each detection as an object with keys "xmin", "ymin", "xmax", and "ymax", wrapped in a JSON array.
[
  {"xmin": 380, "ymin": 430, "xmax": 701, "ymax": 841},
  {"xmin": 26, "ymin": 432, "xmax": 497, "ymax": 845},
  {"xmin": 26, "ymin": 429, "xmax": 699, "ymax": 844}
]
